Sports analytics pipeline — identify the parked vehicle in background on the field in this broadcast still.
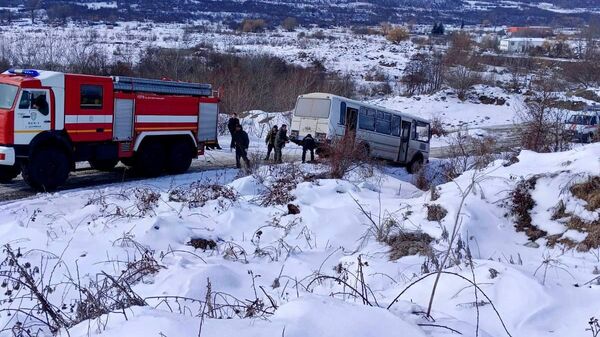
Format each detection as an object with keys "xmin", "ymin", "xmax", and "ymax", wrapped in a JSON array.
[
  {"xmin": 565, "ymin": 105, "xmax": 600, "ymax": 143},
  {"xmin": 290, "ymin": 92, "xmax": 431, "ymax": 173},
  {"xmin": 0, "ymin": 69, "xmax": 220, "ymax": 190}
]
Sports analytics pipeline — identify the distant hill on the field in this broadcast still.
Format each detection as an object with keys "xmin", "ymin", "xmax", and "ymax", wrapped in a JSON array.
[{"xmin": 0, "ymin": 0, "xmax": 598, "ymax": 26}]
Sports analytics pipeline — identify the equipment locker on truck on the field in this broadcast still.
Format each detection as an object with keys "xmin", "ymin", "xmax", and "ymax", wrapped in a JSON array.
[{"xmin": 0, "ymin": 69, "xmax": 220, "ymax": 190}]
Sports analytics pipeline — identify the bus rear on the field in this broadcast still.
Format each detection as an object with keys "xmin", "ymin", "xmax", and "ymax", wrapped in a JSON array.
[{"xmin": 290, "ymin": 94, "xmax": 334, "ymax": 143}]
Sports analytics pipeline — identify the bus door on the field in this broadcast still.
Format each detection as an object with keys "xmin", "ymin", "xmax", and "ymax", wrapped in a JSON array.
[
  {"xmin": 346, "ymin": 108, "xmax": 358, "ymax": 132},
  {"xmin": 398, "ymin": 120, "xmax": 412, "ymax": 163},
  {"xmin": 339, "ymin": 101, "xmax": 358, "ymax": 136}
]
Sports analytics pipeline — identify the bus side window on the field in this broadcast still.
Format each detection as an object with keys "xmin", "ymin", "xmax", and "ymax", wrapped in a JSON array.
[
  {"xmin": 391, "ymin": 116, "xmax": 401, "ymax": 136},
  {"xmin": 375, "ymin": 110, "xmax": 391, "ymax": 134},
  {"xmin": 339, "ymin": 102, "xmax": 346, "ymax": 125},
  {"xmin": 359, "ymin": 107, "xmax": 375, "ymax": 131}
]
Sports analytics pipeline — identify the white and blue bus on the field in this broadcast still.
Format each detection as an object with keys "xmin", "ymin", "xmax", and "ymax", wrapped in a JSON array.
[{"xmin": 290, "ymin": 93, "xmax": 431, "ymax": 173}]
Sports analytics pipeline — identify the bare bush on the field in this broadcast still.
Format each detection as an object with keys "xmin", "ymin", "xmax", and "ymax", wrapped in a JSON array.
[
  {"xmin": 442, "ymin": 132, "xmax": 497, "ymax": 180},
  {"xmin": 168, "ymin": 182, "xmax": 238, "ymax": 210},
  {"xmin": 146, "ymin": 275, "xmax": 276, "ymax": 325},
  {"xmin": 445, "ymin": 65, "xmax": 482, "ymax": 101},
  {"xmin": 133, "ymin": 187, "xmax": 161, "ymax": 216},
  {"xmin": 321, "ymin": 133, "xmax": 374, "ymax": 179},
  {"xmin": 281, "ymin": 17, "xmax": 298, "ymax": 32},
  {"xmin": 430, "ymin": 114, "xmax": 447, "ymax": 137},
  {"xmin": 0, "ymin": 244, "xmax": 158, "ymax": 336},
  {"xmin": 412, "ymin": 166, "xmax": 431, "ymax": 191},
  {"xmin": 240, "ymin": 19, "xmax": 266, "ymax": 33},
  {"xmin": 444, "ymin": 31, "xmax": 476, "ymax": 68},
  {"xmin": 385, "ymin": 27, "xmax": 409, "ymax": 44},
  {"xmin": 255, "ymin": 164, "xmax": 318, "ymax": 206},
  {"xmin": 401, "ymin": 53, "xmax": 444, "ymax": 96},
  {"xmin": 518, "ymin": 74, "xmax": 571, "ymax": 153},
  {"xmin": 562, "ymin": 58, "xmax": 600, "ymax": 89}
]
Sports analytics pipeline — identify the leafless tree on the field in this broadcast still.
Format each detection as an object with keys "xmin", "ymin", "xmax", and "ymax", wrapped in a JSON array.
[
  {"xmin": 519, "ymin": 72, "xmax": 571, "ymax": 152},
  {"xmin": 25, "ymin": 0, "xmax": 41, "ymax": 24},
  {"xmin": 401, "ymin": 52, "xmax": 444, "ymax": 95},
  {"xmin": 445, "ymin": 65, "xmax": 482, "ymax": 101}
]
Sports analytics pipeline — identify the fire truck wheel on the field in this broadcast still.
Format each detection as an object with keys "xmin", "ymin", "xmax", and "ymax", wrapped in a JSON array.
[
  {"xmin": 166, "ymin": 140, "xmax": 194, "ymax": 174},
  {"xmin": 22, "ymin": 147, "xmax": 70, "ymax": 191},
  {"xmin": 134, "ymin": 140, "xmax": 166, "ymax": 177},
  {"xmin": 0, "ymin": 165, "xmax": 20, "ymax": 183},
  {"xmin": 89, "ymin": 158, "xmax": 119, "ymax": 171}
]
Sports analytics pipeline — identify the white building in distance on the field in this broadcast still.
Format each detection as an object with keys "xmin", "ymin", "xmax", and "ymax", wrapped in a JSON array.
[{"xmin": 499, "ymin": 37, "xmax": 547, "ymax": 53}]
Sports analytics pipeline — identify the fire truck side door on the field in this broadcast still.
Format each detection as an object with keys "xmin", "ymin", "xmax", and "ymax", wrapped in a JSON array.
[{"xmin": 14, "ymin": 89, "xmax": 52, "ymax": 145}]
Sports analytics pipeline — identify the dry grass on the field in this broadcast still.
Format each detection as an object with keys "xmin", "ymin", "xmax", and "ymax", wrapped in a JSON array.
[
  {"xmin": 427, "ymin": 204, "xmax": 448, "ymax": 221},
  {"xmin": 570, "ymin": 176, "xmax": 600, "ymax": 211},
  {"xmin": 386, "ymin": 232, "xmax": 434, "ymax": 260},
  {"xmin": 188, "ymin": 238, "xmax": 217, "ymax": 250},
  {"xmin": 519, "ymin": 176, "xmax": 600, "ymax": 251},
  {"xmin": 550, "ymin": 200, "xmax": 569, "ymax": 220},
  {"xmin": 565, "ymin": 216, "xmax": 600, "ymax": 252},
  {"xmin": 509, "ymin": 176, "xmax": 548, "ymax": 241}
]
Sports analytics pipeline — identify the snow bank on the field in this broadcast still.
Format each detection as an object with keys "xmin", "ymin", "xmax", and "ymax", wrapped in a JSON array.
[{"xmin": 1, "ymin": 144, "xmax": 599, "ymax": 337}]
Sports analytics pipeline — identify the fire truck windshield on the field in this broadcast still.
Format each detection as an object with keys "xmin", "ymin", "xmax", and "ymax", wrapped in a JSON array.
[{"xmin": 0, "ymin": 84, "xmax": 18, "ymax": 109}]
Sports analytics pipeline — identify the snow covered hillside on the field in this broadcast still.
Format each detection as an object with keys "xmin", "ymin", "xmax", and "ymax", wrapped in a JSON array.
[{"xmin": 0, "ymin": 143, "xmax": 598, "ymax": 337}]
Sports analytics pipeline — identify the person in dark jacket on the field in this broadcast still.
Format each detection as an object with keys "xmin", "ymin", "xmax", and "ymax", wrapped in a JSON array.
[
  {"xmin": 274, "ymin": 124, "xmax": 289, "ymax": 163},
  {"xmin": 264, "ymin": 125, "xmax": 278, "ymax": 161},
  {"xmin": 227, "ymin": 113, "xmax": 240, "ymax": 150},
  {"xmin": 301, "ymin": 134, "xmax": 316, "ymax": 163},
  {"xmin": 232, "ymin": 124, "xmax": 250, "ymax": 169}
]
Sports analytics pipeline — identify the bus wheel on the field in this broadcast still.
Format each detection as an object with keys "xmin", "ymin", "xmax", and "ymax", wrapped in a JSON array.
[
  {"xmin": 166, "ymin": 139, "xmax": 195, "ymax": 174},
  {"xmin": 0, "ymin": 164, "xmax": 20, "ymax": 183},
  {"xmin": 407, "ymin": 156, "xmax": 424, "ymax": 174},
  {"xmin": 22, "ymin": 146, "xmax": 70, "ymax": 191},
  {"xmin": 89, "ymin": 158, "xmax": 119, "ymax": 171},
  {"xmin": 134, "ymin": 140, "xmax": 167, "ymax": 177}
]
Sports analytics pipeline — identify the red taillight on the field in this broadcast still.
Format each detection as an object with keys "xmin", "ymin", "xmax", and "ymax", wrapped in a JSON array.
[{"xmin": 0, "ymin": 153, "xmax": 5, "ymax": 161}]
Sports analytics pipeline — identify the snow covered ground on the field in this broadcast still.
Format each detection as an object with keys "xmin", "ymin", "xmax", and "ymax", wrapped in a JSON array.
[{"xmin": 0, "ymin": 143, "xmax": 598, "ymax": 337}]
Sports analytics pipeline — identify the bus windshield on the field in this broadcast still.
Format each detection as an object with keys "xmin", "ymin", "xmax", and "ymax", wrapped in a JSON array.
[
  {"xmin": 567, "ymin": 115, "xmax": 593, "ymax": 125},
  {"xmin": 0, "ymin": 84, "xmax": 18, "ymax": 109},
  {"xmin": 413, "ymin": 121, "xmax": 431, "ymax": 143},
  {"xmin": 294, "ymin": 98, "xmax": 331, "ymax": 118}
]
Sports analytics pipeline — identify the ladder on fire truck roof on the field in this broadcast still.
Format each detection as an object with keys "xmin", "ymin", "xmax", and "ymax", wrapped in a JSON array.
[{"xmin": 112, "ymin": 76, "xmax": 213, "ymax": 97}]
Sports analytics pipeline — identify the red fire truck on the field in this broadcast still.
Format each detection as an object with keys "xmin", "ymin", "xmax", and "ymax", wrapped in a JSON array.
[{"xmin": 0, "ymin": 69, "xmax": 220, "ymax": 190}]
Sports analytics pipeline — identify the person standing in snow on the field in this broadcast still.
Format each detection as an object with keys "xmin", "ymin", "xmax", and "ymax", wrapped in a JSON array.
[
  {"xmin": 301, "ymin": 134, "xmax": 316, "ymax": 163},
  {"xmin": 227, "ymin": 113, "xmax": 240, "ymax": 150},
  {"xmin": 232, "ymin": 124, "xmax": 251, "ymax": 169},
  {"xmin": 274, "ymin": 124, "xmax": 289, "ymax": 164},
  {"xmin": 264, "ymin": 125, "xmax": 278, "ymax": 161}
]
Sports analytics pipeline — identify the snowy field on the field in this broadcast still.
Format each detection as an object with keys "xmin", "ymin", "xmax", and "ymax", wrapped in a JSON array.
[
  {"xmin": 0, "ymin": 142, "xmax": 598, "ymax": 337},
  {"xmin": 3, "ymin": 20, "xmax": 598, "ymax": 139}
]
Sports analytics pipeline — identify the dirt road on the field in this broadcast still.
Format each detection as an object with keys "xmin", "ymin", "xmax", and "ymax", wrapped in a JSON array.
[{"xmin": 0, "ymin": 125, "xmax": 521, "ymax": 202}]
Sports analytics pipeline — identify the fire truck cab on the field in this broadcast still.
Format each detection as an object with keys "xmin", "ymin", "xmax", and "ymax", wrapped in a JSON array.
[{"xmin": 0, "ymin": 69, "xmax": 220, "ymax": 191}]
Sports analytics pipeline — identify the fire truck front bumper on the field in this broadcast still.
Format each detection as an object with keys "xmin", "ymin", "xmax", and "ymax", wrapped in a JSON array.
[{"xmin": 0, "ymin": 146, "xmax": 16, "ymax": 166}]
